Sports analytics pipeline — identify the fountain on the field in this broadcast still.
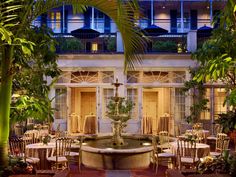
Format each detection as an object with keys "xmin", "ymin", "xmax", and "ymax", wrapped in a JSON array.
[
  {"xmin": 110, "ymin": 78, "xmax": 128, "ymax": 146},
  {"xmin": 80, "ymin": 79, "xmax": 153, "ymax": 169}
]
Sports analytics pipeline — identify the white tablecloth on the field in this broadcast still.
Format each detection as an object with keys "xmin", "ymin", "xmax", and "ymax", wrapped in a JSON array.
[{"xmin": 170, "ymin": 142, "xmax": 210, "ymax": 158}]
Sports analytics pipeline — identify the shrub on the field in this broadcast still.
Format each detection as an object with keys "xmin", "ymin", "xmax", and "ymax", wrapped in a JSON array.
[{"xmin": 152, "ymin": 40, "xmax": 177, "ymax": 52}]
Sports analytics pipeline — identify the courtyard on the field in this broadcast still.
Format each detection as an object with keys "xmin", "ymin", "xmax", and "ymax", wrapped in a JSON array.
[{"xmin": 1, "ymin": 0, "xmax": 236, "ymax": 177}]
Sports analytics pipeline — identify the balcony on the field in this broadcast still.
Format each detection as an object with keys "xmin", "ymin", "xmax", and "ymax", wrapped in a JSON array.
[{"xmin": 54, "ymin": 34, "xmax": 117, "ymax": 54}]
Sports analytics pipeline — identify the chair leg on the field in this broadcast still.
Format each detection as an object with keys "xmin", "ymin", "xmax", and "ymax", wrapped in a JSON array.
[
  {"xmin": 78, "ymin": 156, "xmax": 81, "ymax": 172},
  {"xmin": 155, "ymin": 158, "xmax": 159, "ymax": 174}
]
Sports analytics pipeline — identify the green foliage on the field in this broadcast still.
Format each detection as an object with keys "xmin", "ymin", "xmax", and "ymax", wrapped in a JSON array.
[
  {"xmin": 0, "ymin": 157, "xmax": 35, "ymax": 177},
  {"xmin": 192, "ymin": 0, "xmax": 236, "ymax": 110},
  {"xmin": 10, "ymin": 26, "xmax": 60, "ymax": 124},
  {"xmin": 56, "ymin": 37, "xmax": 84, "ymax": 52},
  {"xmin": 107, "ymin": 37, "xmax": 116, "ymax": 51},
  {"xmin": 106, "ymin": 98, "xmax": 134, "ymax": 121},
  {"xmin": 216, "ymin": 111, "xmax": 236, "ymax": 133},
  {"xmin": 10, "ymin": 95, "xmax": 54, "ymax": 123},
  {"xmin": 197, "ymin": 151, "xmax": 236, "ymax": 176},
  {"xmin": 152, "ymin": 40, "xmax": 177, "ymax": 52},
  {"xmin": 182, "ymin": 69, "xmax": 209, "ymax": 123}
]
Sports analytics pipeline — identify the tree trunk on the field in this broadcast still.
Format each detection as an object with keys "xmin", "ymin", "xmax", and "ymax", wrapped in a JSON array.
[{"xmin": 0, "ymin": 45, "xmax": 13, "ymax": 169}]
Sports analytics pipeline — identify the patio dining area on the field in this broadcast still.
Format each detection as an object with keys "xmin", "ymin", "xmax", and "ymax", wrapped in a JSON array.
[{"xmin": 5, "ymin": 119, "xmax": 236, "ymax": 177}]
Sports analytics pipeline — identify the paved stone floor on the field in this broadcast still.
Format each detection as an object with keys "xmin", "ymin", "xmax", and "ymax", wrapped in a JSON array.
[{"xmin": 69, "ymin": 165, "xmax": 167, "ymax": 177}]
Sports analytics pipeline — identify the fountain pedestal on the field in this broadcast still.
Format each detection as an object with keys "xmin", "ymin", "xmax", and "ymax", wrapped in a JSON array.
[{"xmin": 112, "ymin": 120, "xmax": 124, "ymax": 146}]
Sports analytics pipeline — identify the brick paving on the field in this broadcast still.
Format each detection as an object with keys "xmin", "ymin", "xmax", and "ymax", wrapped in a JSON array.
[{"xmin": 68, "ymin": 164, "xmax": 167, "ymax": 177}]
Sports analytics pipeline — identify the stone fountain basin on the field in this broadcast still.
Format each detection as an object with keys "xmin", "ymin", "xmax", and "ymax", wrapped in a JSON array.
[{"xmin": 81, "ymin": 135, "xmax": 153, "ymax": 170}]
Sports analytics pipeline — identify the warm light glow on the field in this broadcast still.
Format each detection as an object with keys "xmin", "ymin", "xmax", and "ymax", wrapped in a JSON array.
[
  {"xmin": 92, "ymin": 43, "xmax": 98, "ymax": 52},
  {"xmin": 106, "ymin": 148, "xmax": 113, "ymax": 150},
  {"xmin": 142, "ymin": 142, "xmax": 151, "ymax": 146},
  {"xmin": 217, "ymin": 88, "xmax": 226, "ymax": 93}
]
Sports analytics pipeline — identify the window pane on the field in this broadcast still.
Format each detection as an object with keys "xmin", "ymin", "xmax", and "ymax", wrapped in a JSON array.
[
  {"xmin": 103, "ymin": 88, "xmax": 114, "ymax": 119},
  {"xmin": 127, "ymin": 88, "xmax": 138, "ymax": 119},
  {"xmin": 55, "ymin": 88, "xmax": 67, "ymax": 119}
]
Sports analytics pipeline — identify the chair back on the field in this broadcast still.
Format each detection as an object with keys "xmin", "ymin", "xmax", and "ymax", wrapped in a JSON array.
[
  {"xmin": 215, "ymin": 124, "xmax": 223, "ymax": 135},
  {"xmin": 23, "ymin": 130, "xmax": 40, "ymax": 144},
  {"xmin": 9, "ymin": 137, "xmax": 26, "ymax": 161},
  {"xmin": 177, "ymin": 139, "xmax": 197, "ymax": 161},
  {"xmin": 55, "ymin": 137, "xmax": 72, "ymax": 158},
  {"xmin": 216, "ymin": 133, "xmax": 229, "ymax": 152},
  {"xmin": 151, "ymin": 135, "xmax": 159, "ymax": 163},
  {"xmin": 159, "ymin": 131, "xmax": 170, "ymax": 150}
]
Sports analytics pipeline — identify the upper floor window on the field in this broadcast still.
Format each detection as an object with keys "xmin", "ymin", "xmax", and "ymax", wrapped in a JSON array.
[
  {"xmin": 177, "ymin": 12, "xmax": 190, "ymax": 33},
  {"xmin": 48, "ymin": 11, "xmax": 61, "ymax": 33},
  {"xmin": 91, "ymin": 10, "xmax": 104, "ymax": 33}
]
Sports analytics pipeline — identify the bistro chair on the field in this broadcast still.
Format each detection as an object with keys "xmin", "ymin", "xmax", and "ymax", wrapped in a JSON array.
[
  {"xmin": 47, "ymin": 137, "xmax": 72, "ymax": 170},
  {"xmin": 23, "ymin": 130, "xmax": 40, "ymax": 145},
  {"xmin": 67, "ymin": 136, "xmax": 84, "ymax": 172},
  {"xmin": 9, "ymin": 137, "xmax": 40, "ymax": 166},
  {"xmin": 207, "ymin": 124, "xmax": 223, "ymax": 141},
  {"xmin": 158, "ymin": 131, "xmax": 171, "ymax": 152},
  {"xmin": 177, "ymin": 138, "xmax": 198, "ymax": 170},
  {"xmin": 152, "ymin": 134, "xmax": 175, "ymax": 174},
  {"xmin": 210, "ymin": 133, "xmax": 229, "ymax": 157}
]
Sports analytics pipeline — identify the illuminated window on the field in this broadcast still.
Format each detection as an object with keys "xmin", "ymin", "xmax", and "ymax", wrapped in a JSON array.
[{"xmin": 48, "ymin": 11, "xmax": 61, "ymax": 33}]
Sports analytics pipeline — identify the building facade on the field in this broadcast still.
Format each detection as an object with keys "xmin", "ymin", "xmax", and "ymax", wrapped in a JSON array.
[{"xmin": 35, "ymin": 0, "xmax": 227, "ymax": 135}]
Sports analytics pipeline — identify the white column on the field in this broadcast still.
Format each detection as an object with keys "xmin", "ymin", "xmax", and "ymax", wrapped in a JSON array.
[
  {"xmin": 187, "ymin": 30, "xmax": 197, "ymax": 52},
  {"xmin": 116, "ymin": 31, "xmax": 124, "ymax": 52},
  {"xmin": 138, "ymin": 86, "xmax": 143, "ymax": 134},
  {"xmin": 210, "ymin": 87, "xmax": 214, "ymax": 134},
  {"xmin": 151, "ymin": 0, "xmax": 154, "ymax": 25},
  {"xmin": 67, "ymin": 87, "xmax": 71, "ymax": 133},
  {"xmin": 96, "ymin": 86, "xmax": 100, "ymax": 133},
  {"xmin": 91, "ymin": 7, "xmax": 95, "ymax": 29},
  {"xmin": 210, "ymin": 0, "xmax": 213, "ymax": 24},
  {"xmin": 62, "ymin": 4, "xmax": 65, "ymax": 32},
  {"xmin": 185, "ymin": 71, "xmax": 192, "ymax": 118},
  {"xmin": 180, "ymin": 0, "xmax": 184, "ymax": 33}
]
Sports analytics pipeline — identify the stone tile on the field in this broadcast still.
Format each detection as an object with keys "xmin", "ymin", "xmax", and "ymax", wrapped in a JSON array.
[{"xmin": 106, "ymin": 170, "xmax": 131, "ymax": 177}]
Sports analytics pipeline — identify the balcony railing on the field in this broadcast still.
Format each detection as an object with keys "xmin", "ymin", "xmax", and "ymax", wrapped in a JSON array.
[
  {"xmin": 54, "ymin": 34, "xmax": 117, "ymax": 54},
  {"xmin": 146, "ymin": 33, "xmax": 188, "ymax": 53}
]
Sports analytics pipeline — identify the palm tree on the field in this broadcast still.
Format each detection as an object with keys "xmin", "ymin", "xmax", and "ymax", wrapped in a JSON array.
[{"xmin": 0, "ymin": 0, "xmax": 146, "ymax": 168}]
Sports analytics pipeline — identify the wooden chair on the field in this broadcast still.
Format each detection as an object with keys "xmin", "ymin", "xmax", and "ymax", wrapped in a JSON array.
[
  {"xmin": 152, "ymin": 135, "xmax": 175, "ymax": 174},
  {"xmin": 207, "ymin": 124, "xmax": 223, "ymax": 141},
  {"xmin": 67, "ymin": 136, "xmax": 83, "ymax": 172},
  {"xmin": 9, "ymin": 137, "xmax": 40, "ymax": 166},
  {"xmin": 158, "ymin": 131, "xmax": 171, "ymax": 152},
  {"xmin": 23, "ymin": 130, "xmax": 40, "ymax": 145},
  {"xmin": 177, "ymin": 139, "xmax": 198, "ymax": 170},
  {"xmin": 210, "ymin": 133, "xmax": 229, "ymax": 157},
  {"xmin": 47, "ymin": 137, "xmax": 72, "ymax": 170}
]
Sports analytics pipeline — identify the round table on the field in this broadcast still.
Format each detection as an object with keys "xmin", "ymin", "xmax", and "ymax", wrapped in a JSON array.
[
  {"xmin": 26, "ymin": 143, "xmax": 56, "ymax": 169},
  {"xmin": 26, "ymin": 142, "xmax": 81, "ymax": 169},
  {"xmin": 170, "ymin": 142, "xmax": 210, "ymax": 158}
]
